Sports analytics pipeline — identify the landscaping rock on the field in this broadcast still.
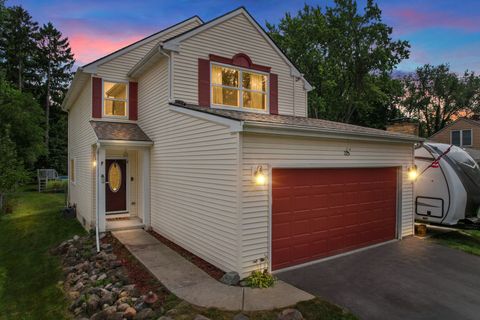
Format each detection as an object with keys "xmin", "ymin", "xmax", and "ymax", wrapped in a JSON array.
[
  {"xmin": 277, "ymin": 309, "xmax": 304, "ymax": 320},
  {"xmin": 156, "ymin": 317, "xmax": 173, "ymax": 320},
  {"xmin": 69, "ymin": 290, "xmax": 80, "ymax": 300},
  {"xmin": 194, "ymin": 315, "xmax": 211, "ymax": 320},
  {"xmin": 117, "ymin": 303, "xmax": 131, "ymax": 312},
  {"xmin": 220, "ymin": 271, "xmax": 240, "ymax": 286},
  {"xmin": 135, "ymin": 308, "xmax": 154, "ymax": 320},
  {"xmin": 87, "ymin": 294, "xmax": 101, "ymax": 315},
  {"xmin": 233, "ymin": 313, "xmax": 250, "ymax": 320},
  {"xmin": 124, "ymin": 307, "xmax": 137, "ymax": 319}
]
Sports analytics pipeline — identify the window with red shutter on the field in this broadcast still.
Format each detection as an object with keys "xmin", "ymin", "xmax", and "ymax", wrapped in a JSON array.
[
  {"xmin": 92, "ymin": 77, "xmax": 102, "ymax": 118},
  {"xmin": 129, "ymin": 82, "xmax": 138, "ymax": 120}
]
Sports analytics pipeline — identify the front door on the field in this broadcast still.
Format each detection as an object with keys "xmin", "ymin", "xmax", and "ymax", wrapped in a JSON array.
[{"xmin": 105, "ymin": 159, "xmax": 127, "ymax": 214}]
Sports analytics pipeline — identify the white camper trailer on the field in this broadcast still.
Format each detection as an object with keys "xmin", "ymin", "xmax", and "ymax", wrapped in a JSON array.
[{"xmin": 414, "ymin": 142, "xmax": 480, "ymax": 225}]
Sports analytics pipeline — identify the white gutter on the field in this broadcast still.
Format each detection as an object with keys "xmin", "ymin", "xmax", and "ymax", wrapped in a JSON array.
[
  {"xmin": 242, "ymin": 121, "xmax": 423, "ymax": 144},
  {"xmin": 97, "ymin": 139, "xmax": 153, "ymax": 147}
]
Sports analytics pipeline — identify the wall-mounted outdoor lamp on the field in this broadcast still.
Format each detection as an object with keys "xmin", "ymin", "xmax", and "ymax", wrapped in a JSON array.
[
  {"xmin": 253, "ymin": 165, "xmax": 266, "ymax": 186},
  {"xmin": 408, "ymin": 164, "xmax": 418, "ymax": 181},
  {"xmin": 93, "ymin": 160, "xmax": 97, "ymax": 168}
]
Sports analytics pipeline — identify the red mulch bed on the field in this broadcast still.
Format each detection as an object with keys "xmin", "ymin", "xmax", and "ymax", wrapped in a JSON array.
[
  {"xmin": 148, "ymin": 230, "xmax": 225, "ymax": 280},
  {"xmin": 101, "ymin": 233, "xmax": 170, "ymax": 301}
]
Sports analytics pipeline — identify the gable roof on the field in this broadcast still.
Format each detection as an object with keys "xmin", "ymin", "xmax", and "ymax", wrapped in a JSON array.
[
  {"xmin": 429, "ymin": 117, "xmax": 480, "ymax": 139},
  {"xmin": 162, "ymin": 7, "xmax": 312, "ymax": 91},
  {"xmin": 62, "ymin": 15, "xmax": 203, "ymax": 111},
  {"xmin": 82, "ymin": 15, "xmax": 203, "ymax": 73},
  {"xmin": 170, "ymin": 101, "xmax": 422, "ymax": 143}
]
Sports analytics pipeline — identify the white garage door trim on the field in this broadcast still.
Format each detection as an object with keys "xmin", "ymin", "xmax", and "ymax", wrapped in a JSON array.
[{"xmin": 267, "ymin": 163, "xmax": 404, "ymax": 274}]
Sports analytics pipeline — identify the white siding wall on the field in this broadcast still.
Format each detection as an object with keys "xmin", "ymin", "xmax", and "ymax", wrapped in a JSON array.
[
  {"xmin": 172, "ymin": 13, "xmax": 308, "ymax": 117},
  {"xmin": 96, "ymin": 20, "xmax": 201, "ymax": 82},
  {"xmin": 68, "ymin": 78, "xmax": 97, "ymax": 228},
  {"xmin": 240, "ymin": 133, "xmax": 415, "ymax": 277},
  {"xmin": 138, "ymin": 59, "xmax": 242, "ymax": 273}
]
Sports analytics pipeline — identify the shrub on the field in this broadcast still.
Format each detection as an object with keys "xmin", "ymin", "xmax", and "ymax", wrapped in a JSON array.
[{"xmin": 245, "ymin": 269, "xmax": 276, "ymax": 288}]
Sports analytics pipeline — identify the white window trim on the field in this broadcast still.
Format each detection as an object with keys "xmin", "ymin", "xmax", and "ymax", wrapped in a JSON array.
[
  {"xmin": 102, "ymin": 79, "xmax": 129, "ymax": 119},
  {"xmin": 70, "ymin": 157, "xmax": 76, "ymax": 185},
  {"xmin": 451, "ymin": 129, "xmax": 473, "ymax": 147},
  {"xmin": 210, "ymin": 62, "xmax": 269, "ymax": 114}
]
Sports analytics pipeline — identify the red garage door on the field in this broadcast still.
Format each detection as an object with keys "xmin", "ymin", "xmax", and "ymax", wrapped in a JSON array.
[{"xmin": 272, "ymin": 167, "xmax": 397, "ymax": 270}]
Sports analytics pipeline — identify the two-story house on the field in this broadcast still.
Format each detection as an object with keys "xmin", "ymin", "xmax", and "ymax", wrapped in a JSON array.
[
  {"xmin": 429, "ymin": 117, "xmax": 480, "ymax": 164},
  {"xmin": 63, "ymin": 7, "xmax": 420, "ymax": 277}
]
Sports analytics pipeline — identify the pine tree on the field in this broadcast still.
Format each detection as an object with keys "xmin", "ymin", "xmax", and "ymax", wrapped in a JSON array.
[
  {"xmin": 35, "ymin": 22, "xmax": 74, "ymax": 165},
  {"xmin": 0, "ymin": 6, "xmax": 39, "ymax": 91}
]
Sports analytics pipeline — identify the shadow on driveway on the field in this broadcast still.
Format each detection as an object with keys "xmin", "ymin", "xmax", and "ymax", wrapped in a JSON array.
[{"xmin": 277, "ymin": 237, "xmax": 480, "ymax": 320}]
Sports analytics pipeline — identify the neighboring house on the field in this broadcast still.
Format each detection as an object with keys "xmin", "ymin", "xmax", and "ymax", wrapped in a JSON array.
[
  {"xmin": 429, "ymin": 117, "xmax": 480, "ymax": 164},
  {"xmin": 62, "ymin": 7, "xmax": 420, "ymax": 277}
]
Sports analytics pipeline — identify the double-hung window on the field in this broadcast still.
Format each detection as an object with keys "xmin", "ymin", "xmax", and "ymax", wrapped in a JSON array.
[
  {"xmin": 451, "ymin": 129, "xmax": 472, "ymax": 147},
  {"xmin": 211, "ymin": 64, "xmax": 268, "ymax": 112},
  {"xmin": 103, "ymin": 81, "xmax": 128, "ymax": 117}
]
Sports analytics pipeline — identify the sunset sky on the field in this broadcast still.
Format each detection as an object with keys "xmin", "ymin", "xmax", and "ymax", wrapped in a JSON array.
[{"xmin": 9, "ymin": 0, "xmax": 480, "ymax": 73}]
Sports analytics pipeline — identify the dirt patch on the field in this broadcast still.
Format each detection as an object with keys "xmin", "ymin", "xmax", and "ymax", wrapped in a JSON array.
[{"xmin": 148, "ymin": 230, "xmax": 225, "ymax": 280}]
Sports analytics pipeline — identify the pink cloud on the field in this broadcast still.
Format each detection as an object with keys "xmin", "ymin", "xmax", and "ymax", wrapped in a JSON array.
[
  {"xmin": 69, "ymin": 33, "xmax": 144, "ymax": 65},
  {"xmin": 386, "ymin": 8, "xmax": 479, "ymax": 34}
]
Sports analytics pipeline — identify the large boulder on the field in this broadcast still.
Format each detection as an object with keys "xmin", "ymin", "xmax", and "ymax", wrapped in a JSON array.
[{"xmin": 277, "ymin": 309, "xmax": 304, "ymax": 320}]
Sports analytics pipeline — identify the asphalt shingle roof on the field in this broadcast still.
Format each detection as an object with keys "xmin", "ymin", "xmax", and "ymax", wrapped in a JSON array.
[
  {"xmin": 90, "ymin": 121, "xmax": 152, "ymax": 142},
  {"xmin": 170, "ymin": 102, "xmax": 421, "ymax": 142}
]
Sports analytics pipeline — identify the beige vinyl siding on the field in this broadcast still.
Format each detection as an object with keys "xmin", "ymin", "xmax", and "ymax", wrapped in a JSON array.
[
  {"xmin": 172, "ymin": 13, "xmax": 308, "ymax": 117},
  {"xmin": 293, "ymin": 77, "xmax": 307, "ymax": 117},
  {"xmin": 138, "ymin": 58, "xmax": 241, "ymax": 272},
  {"xmin": 240, "ymin": 133, "xmax": 415, "ymax": 276},
  {"xmin": 96, "ymin": 20, "xmax": 201, "ymax": 82},
  {"xmin": 68, "ymin": 78, "xmax": 97, "ymax": 229}
]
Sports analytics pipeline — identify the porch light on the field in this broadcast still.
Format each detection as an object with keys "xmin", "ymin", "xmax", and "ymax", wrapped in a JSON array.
[
  {"xmin": 408, "ymin": 165, "xmax": 418, "ymax": 181},
  {"xmin": 93, "ymin": 160, "xmax": 97, "ymax": 168},
  {"xmin": 254, "ymin": 166, "xmax": 266, "ymax": 186}
]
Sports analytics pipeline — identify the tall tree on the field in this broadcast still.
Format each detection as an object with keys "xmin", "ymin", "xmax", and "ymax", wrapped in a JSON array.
[
  {"xmin": 0, "ymin": 126, "xmax": 29, "ymax": 211},
  {"xmin": 267, "ymin": 0, "xmax": 410, "ymax": 126},
  {"xmin": 0, "ymin": 76, "xmax": 45, "ymax": 167},
  {"xmin": 0, "ymin": 6, "xmax": 38, "ymax": 91},
  {"xmin": 35, "ymin": 22, "xmax": 74, "ymax": 158},
  {"xmin": 401, "ymin": 64, "xmax": 480, "ymax": 137}
]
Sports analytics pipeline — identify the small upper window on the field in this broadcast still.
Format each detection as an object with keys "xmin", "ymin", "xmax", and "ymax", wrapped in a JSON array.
[
  {"xmin": 451, "ymin": 130, "xmax": 461, "ymax": 146},
  {"xmin": 462, "ymin": 129, "xmax": 472, "ymax": 146},
  {"xmin": 451, "ymin": 129, "xmax": 472, "ymax": 147},
  {"xmin": 211, "ymin": 64, "xmax": 268, "ymax": 111},
  {"xmin": 104, "ymin": 81, "xmax": 127, "ymax": 117}
]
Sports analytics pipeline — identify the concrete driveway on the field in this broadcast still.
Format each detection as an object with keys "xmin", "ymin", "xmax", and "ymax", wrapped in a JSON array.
[{"xmin": 277, "ymin": 237, "xmax": 480, "ymax": 320}]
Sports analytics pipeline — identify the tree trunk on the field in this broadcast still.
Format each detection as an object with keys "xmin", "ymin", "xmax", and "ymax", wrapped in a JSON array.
[{"xmin": 45, "ymin": 72, "xmax": 50, "ymax": 160}]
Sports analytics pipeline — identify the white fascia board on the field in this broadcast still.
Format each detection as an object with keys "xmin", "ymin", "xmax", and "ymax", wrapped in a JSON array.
[
  {"xmin": 169, "ymin": 104, "xmax": 244, "ymax": 132},
  {"xmin": 97, "ymin": 140, "xmax": 153, "ymax": 147},
  {"xmin": 62, "ymin": 68, "xmax": 90, "ymax": 111},
  {"xmin": 243, "ymin": 122, "xmax": 423, "ymax": 144},
  {"xmin": 82, "ymin": 16, "xmax": 203, "ymax": 74},
  {"xmin": 162, "ymin": 7, "xmax": 313, "ymax": 91}
]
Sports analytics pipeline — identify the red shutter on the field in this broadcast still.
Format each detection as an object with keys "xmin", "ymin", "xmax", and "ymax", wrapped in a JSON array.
[
  {"xmin": 92, "ymin": 77, "xmax": 102, "ymax": 118},
  {"xmin": 129, "ymin": 82, "xmax": 138, "ymax": 120},
  {"xmin": 198, "ymin": 58, "xmax": 210, "ymax": 107},
  {"xmin": 269, "ymin": 73, "xmax": 278, "ymax": 115}
]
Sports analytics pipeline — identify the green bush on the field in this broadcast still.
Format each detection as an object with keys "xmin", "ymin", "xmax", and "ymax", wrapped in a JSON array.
[
  {"xmin": 245, "ymin": 269, "xmax": 276, "ymax": 288},
  {"xmin": 46, "ymin": 180, "xmax": 67, "ymax": 192}
]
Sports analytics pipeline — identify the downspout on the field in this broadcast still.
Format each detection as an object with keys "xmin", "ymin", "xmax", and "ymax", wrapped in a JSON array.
[
  {"xmin": 159, "ymin": 47, "xmax": 173, "ymax": 100},
  {"xmin": 95, "ymin": 142, "xmax": 101, "ymax": 252}
]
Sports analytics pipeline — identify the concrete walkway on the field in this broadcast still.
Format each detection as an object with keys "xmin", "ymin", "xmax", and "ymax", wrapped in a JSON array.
[{"xmin": 112, "ymin": 229, "xmax": 314, "ymax": 311}]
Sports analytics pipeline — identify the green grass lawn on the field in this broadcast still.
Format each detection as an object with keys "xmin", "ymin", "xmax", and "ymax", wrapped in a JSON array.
[
  {"xmin": 0, "ymin": 188, "xmax": 357, "ymax": 320},
  {"xmin": 431, "ymin": 228, "xmax": 480, "ymax": 256},
  {"xmin": 0, "ymin": 187, "xmax": 85, "ymax": 320}
]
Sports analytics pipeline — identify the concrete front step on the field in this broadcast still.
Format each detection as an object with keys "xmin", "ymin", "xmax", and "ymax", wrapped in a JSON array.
[
  {"xmin": 112, "ymin": 229, "xmax": 314, "ymax": 311},
  {"xmin": 106, "ymin": 218, "xmax": 144, "ymax": 231}
]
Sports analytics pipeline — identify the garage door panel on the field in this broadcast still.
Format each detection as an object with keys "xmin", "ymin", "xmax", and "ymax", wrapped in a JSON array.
[{"xmin": 272, "ymin": 167, "xmax": 397, "ymax": 270}]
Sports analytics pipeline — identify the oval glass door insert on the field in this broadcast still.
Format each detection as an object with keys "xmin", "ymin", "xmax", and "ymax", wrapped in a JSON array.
[{"xmin": 108, "ymin": 162, "xmax": 122, "ymax": 193}]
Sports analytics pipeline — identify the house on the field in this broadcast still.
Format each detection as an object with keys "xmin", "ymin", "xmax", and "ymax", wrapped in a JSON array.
[
  {"xmin": 429, "ymin": 117, "xmax": 480, "ymax": 163},
  {"xmin": 62, "ymin": 7, "xmax": 420, "ymax": 278}
]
